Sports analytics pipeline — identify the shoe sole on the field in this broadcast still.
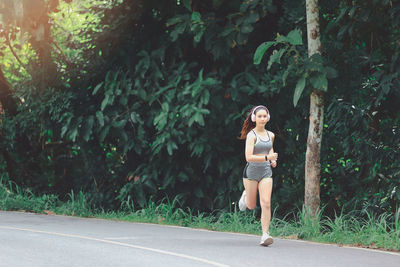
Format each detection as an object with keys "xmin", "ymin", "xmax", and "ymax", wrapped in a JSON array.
[{"xmin": 260, "ymin": 237, "xmax": 273, "ymax": 246}]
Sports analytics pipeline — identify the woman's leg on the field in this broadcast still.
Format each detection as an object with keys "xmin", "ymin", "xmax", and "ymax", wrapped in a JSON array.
[
  {"xmin": 243, "ymin": 178, "xmax": 259, "ymax": 210},
  {"xmin": 258, "ymin": 178, "xmax": 273, "ymax": 233}
]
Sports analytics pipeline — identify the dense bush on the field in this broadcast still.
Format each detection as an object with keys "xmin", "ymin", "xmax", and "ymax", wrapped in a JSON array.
[{"xmin": 0, "ymin": 0, "xmax": 398, "ymax": 215}]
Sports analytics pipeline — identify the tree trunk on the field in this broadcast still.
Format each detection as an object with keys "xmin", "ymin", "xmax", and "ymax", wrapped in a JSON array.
[
  {"xmin": 305, "ymin": 91, "xmax": 324, "ymax": 214},
  {"xmin": 305, "ymin": 0, "xmax": 323, "ymax": 215}
]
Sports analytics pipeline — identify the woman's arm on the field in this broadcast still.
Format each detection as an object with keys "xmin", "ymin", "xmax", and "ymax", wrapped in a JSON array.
[
  {"xmin": 268, "ymin": 131, "xmax": 278, "ymax": 167},
  {"xmin": 268, "ymin": 131, "xmax": 275, "ymax": 155}
]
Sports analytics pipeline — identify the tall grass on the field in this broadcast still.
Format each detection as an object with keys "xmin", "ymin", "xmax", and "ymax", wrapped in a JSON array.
[
  {"xmin": 0, "ymin": 176, "xmax": 92, "ymax": 217},
  {"xmin": 0, "ymin": 177, "xmax": 399, "ymax": 251},
  {"xmin": 0, "ymin": 177, "xmax": 58, "ymax": 213}
]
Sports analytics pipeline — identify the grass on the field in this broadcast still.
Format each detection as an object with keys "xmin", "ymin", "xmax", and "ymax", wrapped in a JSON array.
[{"xmin": 1, "ymin": 178, "xmax": 399, "ymax": 252}]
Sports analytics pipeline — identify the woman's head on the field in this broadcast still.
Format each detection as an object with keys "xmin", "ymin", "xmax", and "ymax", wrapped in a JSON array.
[
  {"xmin": 239, "ymin": 105, "xmax": 270, "ymax": 139},
  {"xmin": 251, "ymin": 105, "xmax": 270, "ymax": 123}
]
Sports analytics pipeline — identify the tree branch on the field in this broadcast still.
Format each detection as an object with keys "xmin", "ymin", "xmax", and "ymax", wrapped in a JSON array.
[
  {"xmin": 5, "ymin": 31, "xmax": 29, "ymax": 74},
  {"xmin": 51, "ymin": 39, "xmax": 69, "ymax": 64}
]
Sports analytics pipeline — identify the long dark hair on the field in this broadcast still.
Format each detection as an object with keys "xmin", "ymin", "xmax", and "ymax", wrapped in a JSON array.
[{"xmin": 239, "ymin": 106, "xmax": 268, "ymax": 140}]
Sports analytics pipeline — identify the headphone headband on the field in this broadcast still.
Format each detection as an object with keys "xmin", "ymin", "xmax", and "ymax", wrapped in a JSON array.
[{"xmin": 251, "ymin": 105, "xmax": 270, "ymax": 122}]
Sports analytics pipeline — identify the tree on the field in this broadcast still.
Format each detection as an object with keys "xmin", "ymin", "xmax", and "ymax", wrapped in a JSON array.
[
  {"xmin": 254, "ymin": 0, "xmax": 326, "ymax": 215},
  {"xmin": 304, "ymin": 0, "xmax": 323, "ymax": 215}
]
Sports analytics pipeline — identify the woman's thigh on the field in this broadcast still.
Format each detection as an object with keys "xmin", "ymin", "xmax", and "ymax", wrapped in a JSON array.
[
  {"xmin": 258, "ymin": 178, "xmax": 273, "ymax": 207},
  {"xmin": 243, "ymin": 178, "xmax": 259, "ymax": 209}
]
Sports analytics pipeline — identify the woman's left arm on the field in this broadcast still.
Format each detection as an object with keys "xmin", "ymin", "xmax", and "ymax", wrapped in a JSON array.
[{"xmin": 269, "ymin": 131, "xmax": 277, "ymax": 168}]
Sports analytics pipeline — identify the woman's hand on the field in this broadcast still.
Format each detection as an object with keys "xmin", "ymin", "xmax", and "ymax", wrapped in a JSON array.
[
  {"xmin": 270, "ymin": 160, "xmax": 277, "ymax": 168},
  {"xmin": 268, "ymin": 152, "xmax": 278, "ymax": 161}
]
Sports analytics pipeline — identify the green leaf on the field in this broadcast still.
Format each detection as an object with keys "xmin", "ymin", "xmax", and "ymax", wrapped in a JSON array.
[
  {"xmin": 201, "ymin": 90, "xmax": 210, "ymax": 105},
  {"xmin": 99, "ymin": 126, "xmax": 110, "ymax": 143},
  {"xmin": 177, "ymin": 172, "xmax": 189, "ymax": 182},
  {"xmin": 82, "ymin": 116, "xmax": 94, "ymax": 142},
  {"xmin": 119, "ymin": 96, "xmax": 128, "ymax": 105},
  {"xmin": 166, "ymin": 16, "xmax": 182, "ymax": 27},
  {"xmin": 101, "ymin": 94, "xmax": 109, "ymax": 111},
  {"xmin": 310, "ymin": 73, "xmax": 328, "ymax": 92},
  {"xmin": 336, "ymin": 7, "xmax": 348, "ymax": 23},
  {"xmin": 112, "ymin": 119, "xmax": 127, "ymax": 128},
  {"xmin": 253, "ymin": 41, "xmax": 275, "ymax": 65},
  {"xmin": 282, "ymin": 67, "xmax": 291, "ymax": 87},
  {"xmin": 60, "ymin": 115, "xmax": 73, "ymax": 138},
  {"xmin": 167, "ymin": 141, "xmax": 178, "ymax": 155},
  {"xmin": 182, "ymin": 0, "xmax": 192, "ymax": 11},
  {"xmin": 286, "ymin": 29, "xmax": 302, "ymax": 45},
  {"xmin": 191, "ymin": 11, "xmax": 201, "ymax": 23},
  {"xmin": 338, "ymin": 24, "xmax": 349, "ymax": 40},
  {"xmin": 194, "ymin": 27, "xmax": 205, "ymax": 43},
  {"xmin": 188, "ymin": 115, "xmax": 196, "ymax": 127},
  {"xmin": 69, "ymin": 128, "xmax": 79, "ymax": 142},
  {"xmin": 220, "ymin": 26, "xmax": 235, "ymax": 37},
  {"xmin": 276, "ymin": 35, "xmax": 289, "ymax": 43},
  {"xmin": 67, "ymin": 117, "xmax": 81, "ymax": 142},
  {"xmin": 293, "ymin": 77, "xmax": 306, "ymax": 107},
  {"xmin": 325, "ymin": 67, "xmax": 338, "ymax": 79},
  {"xmin": 130, "ymin": 112, "xmax": 138, "ymax": 123},
  {"xmin": 198, "ymin": 108, "xmax": 210, "ymax": 115},
  {"xmin": 92, "ymin": 82, "xmax": 103, "ymax": 95},
  {"xmin": 163, "ymin": 175, "xmax": 174, "ymax": 188},
  {"xmin": 171, "ymin": 22, "xmax": 187, "ymax": 41},
  {"xmin": 240, "ymin": 24, "xmax": 254, "ymax": 34},
  {"xmin": 106, "ymin": 72, "xmax": 119, "ymax": 92},
  {"xmin": 268, "ymin": 48, "xmax": 286, "ymax": 70},
  {"xmin": 190, "ymin": 143, "xmax": 204, "ymax": 156},
  {"xmin": 138, "ymin": 89, "xmax": 147, "ymax": 100},
  {"xmin": 191, "ymin": 69, "xmax": 204, "ymax": 97},
  {"xmin": 194, "ymin": 187, "xmax": 204, "ymax": 198},
  {"xmin": 96, "ymin": 111, "xmax": 104, "ymax": 127},
  {"xmin": 194, "ymin": 112, "xmax": 205, "ymax": 126},
  {"xmin": 203, "ymin": 77, "xmax": 215, "ymax": 86},
  {"xmin": 162, "ymin": 102, "xmax": 169, "ymax": 112},
  {"xmin": 61, "ymin": 124, "xmax": 69, "ymax": 138},
  {"xmin": 154, "ymin": 113, "xmax": 167, "ymax": 130},
  {"xmin": 348, "ymin": 6, "xmax": 356, "ymax": 18},
  {"xmin": 244, "ymin": 12, "xmax": 260, "ymax": 24}
]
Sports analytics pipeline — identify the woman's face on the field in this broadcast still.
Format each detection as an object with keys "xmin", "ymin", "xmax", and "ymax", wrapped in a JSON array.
[{"xmin": 255, "ymin": 109, "xmax": 269, "ymax": 126}]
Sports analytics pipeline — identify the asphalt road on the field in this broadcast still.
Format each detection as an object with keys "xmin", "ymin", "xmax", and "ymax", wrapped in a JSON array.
[{"xmin": 0, "ymin": 211, "xmax": 399, "ymax": 267}]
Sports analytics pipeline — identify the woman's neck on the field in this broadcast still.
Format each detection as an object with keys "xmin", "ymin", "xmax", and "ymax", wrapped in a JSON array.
[{"xmin": 254, "ymin": 126, "xmax": 266, "ymax": 133}]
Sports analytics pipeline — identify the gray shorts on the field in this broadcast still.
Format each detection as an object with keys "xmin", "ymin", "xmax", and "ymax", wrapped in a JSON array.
[{"xmin": 243, "ymin": 162, "xmax": 273, "ymax": 182}]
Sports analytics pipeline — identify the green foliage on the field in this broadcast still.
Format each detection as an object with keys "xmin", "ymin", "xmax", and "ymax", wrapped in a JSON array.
[
  {"xmin": 0, "ymin": 0, "xmax": 398, "ymax": 219},
  {"xmin": 0, "ymin": 175, "xmax": 59, "ymax": 213},
  {"xmin": 294, "ymin": 76, "xmax": 306, "ymax": 106},
  {"xmin": 254, "ymin": 29, "xmax": 336, "ymax": 106}
]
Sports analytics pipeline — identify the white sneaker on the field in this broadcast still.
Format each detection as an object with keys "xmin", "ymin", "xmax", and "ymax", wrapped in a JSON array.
[
  {"xmin": 260, "ymin": 232, "xmax": 273, "ymax": 246},
  {"xmin": 238, "ymin": 191, "xmax": 247, "ymax": 211}
]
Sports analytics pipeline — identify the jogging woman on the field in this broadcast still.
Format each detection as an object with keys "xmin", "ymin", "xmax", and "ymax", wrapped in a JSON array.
[{"xmin": 238, "ymin": 105, "xmax": 278, "ymax": 246}]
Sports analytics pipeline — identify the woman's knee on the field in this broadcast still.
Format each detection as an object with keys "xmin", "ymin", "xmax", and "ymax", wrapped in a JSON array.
[
  {"xmin": 260, "ymin": 200, "xmax": 271, "ymax": 210},
  {"xmin": 247, "ymin": 203, "xmax": 257, "ymax": 210}
]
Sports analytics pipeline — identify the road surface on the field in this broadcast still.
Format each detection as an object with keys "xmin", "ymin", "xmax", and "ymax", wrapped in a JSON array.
[{"xmin": 0, "ymin": 211, "xmax": 399, "ymax": 267}]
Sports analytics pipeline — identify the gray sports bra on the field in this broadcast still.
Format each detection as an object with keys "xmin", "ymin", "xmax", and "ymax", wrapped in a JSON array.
[{"xmin": 252, "ymin": 129, "xmax": 272, "ymax": 155}]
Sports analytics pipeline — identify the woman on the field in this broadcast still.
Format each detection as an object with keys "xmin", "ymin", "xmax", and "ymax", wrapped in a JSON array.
[{"xmin": 238, "ymin": 105, "xmax": 278, "ymax": 246}]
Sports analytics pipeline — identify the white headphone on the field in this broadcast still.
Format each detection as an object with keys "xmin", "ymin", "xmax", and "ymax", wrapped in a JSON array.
[{"xmin": 251, "ymin": 105, "xmax": 270, "ymax": 122}]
